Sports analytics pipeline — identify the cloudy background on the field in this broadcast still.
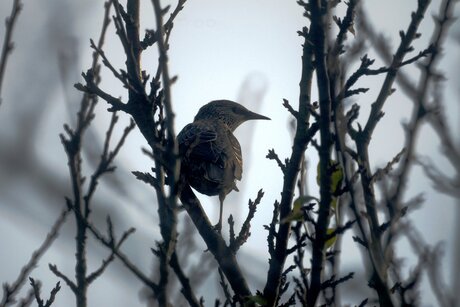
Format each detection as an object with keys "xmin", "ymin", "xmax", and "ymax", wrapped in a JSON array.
[{"xmin": 0, "ymin": 0, "xmax": 458, "ymax": 306}]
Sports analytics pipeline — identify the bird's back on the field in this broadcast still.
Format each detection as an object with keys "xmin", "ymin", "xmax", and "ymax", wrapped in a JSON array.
[{"xmin": 178, "ymin": 119, "xmax": 242, "ymax": 200}]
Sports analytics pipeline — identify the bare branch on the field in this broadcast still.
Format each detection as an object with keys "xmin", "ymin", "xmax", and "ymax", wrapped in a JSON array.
[
  {"xmin": 84, "ymin": 217, "xmax": 159, "ymax": 293},
  {"xmin": 321, "ymin": 272, "xmax": 354, "ymax": 290},
  {"xmin": 217, "ymin": 269, "xmax": 233, "ymax": 306},
  {"xmin": 48, "ymin": 264, "xmax": 76, "ymax": 293},
  {"xmin": 85, "ymin": 116, "xmax": 136, "ymax": 209},
  {"xmin": 282, "ymin": 98, "xmax": 299, "ymax": 119},
  {"xmin": 86, "ymin": 222, "xmax": 135, "ymax": 284},
  {"xmin": 371, "ymin": 148, "xmax": 406, "ymax": 183},
  {"xmin": 169, "ymin": 252, "xmax": 202, "ymax": 307},
  {"xmin": 179, "ymin": 184, "xmax": 252, "ymax": 301},
  {"xmin": 29, "ymin": 278, "xmax": 60, "ymax": 307},
  {"xmin": 75, "ymin": 69, "xmax": 128, "ymax": 112},
  {"xmin": 0, "ymin": 209, "xmax": 69, "ymax": 307},
  {"xmin": 89, "ymin": 38, "xmax": 130, "ymax": 88},
  {"xmin": 230, "ymin": 190, "xmax": 264, "ymax": 253},
  {"xmin": 362, "ymin": 0, "xmax": 431, "ymax": 139},
  {"xmin": 0, "ymin": 0, "xmax": 23, "ymax": 104},
  {"xmin": 266, "ymin": 149, "xmax": 287, "ymax": 174}
]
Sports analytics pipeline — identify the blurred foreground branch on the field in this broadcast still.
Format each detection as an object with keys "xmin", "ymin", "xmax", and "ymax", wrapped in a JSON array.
[{"xmin": 0, "ymin": 0, "xmax": 23, "ymax": 104}]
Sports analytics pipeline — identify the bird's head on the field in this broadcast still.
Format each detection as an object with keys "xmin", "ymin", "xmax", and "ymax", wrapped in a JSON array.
[{"xmin": 194, "ymin": 100, "xmax": 270, "ymax": 131}]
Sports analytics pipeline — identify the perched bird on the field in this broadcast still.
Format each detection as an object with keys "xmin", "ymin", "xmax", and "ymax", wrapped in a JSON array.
[{"xmin": 178, "ymin": 100, "xmax": 270, "ymax": 231}]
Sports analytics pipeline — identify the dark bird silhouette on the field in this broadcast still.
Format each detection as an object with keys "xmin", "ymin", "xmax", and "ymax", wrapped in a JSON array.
[{"xmin": 178, "ymin": 100, "xmax": 270, "ymax": 231}]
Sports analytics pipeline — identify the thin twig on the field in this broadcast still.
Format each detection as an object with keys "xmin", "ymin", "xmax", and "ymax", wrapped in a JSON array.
[
  {"xmin": 75, "ymin": 70, "xmax": 128, "ymax": 112},
  {"xmin": 0, "ymin": 208, "xmax": 69, "ymax": 307},
  {"xmin": 0, "ymin": 0, "xmax": 23, "ymax": 104},
  {"xmin": 230, "ymin": 189, "xmax": 264, "ymax": 253},
  {"xmin": 29, "ymin": 278, "xmax": 61, "ymax": 307},
  {"xmin": 90, "ymin": 39, "xmax": 130, "ymax": 89},
  {"xmin": 169, "ymin": 252, "xmax": 201, "ymax": 307},
  {"xmin": 83, "ymin": 215, "xmax": 159, "ymax": 293},
  {"xmin": 84, "ymin": 116, "xmax": 136, "ymax": 214}
]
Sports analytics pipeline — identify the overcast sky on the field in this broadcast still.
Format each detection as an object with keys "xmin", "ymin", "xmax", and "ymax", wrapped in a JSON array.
[{"xmin": 0, "ymin": 0, "xmax": 458, "ymax": 306}]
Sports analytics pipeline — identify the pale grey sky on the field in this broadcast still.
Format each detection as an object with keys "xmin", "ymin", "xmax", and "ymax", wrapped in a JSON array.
[{"xmin": 0, "ymin": 0, "xmax": 458, "ymax": 306}]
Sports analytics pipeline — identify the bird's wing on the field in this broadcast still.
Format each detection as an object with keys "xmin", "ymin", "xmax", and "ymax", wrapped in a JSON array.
[
  {"xmin": 227, "ymin": 131, "xmax": 243, "ymax": 180},
  {"xmin": 177, "ymin": 123, "xmax": 221, "ymax": 164}
]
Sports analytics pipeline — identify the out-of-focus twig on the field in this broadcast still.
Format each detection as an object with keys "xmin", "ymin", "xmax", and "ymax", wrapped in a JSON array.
[
  {"xmin": 0, "ymin": 208, "xmax": 69, "ymax": 307},
  {"xmin": 169, "ymin": 252, "xmax": 202, "ymax": 307},
  {"xmin": 83, "ymin": 217, "xmax": 159, "ymax": 292},
  {"xmin": 0, "ymin": 0, "xmax": 23, "ymax": 104},
  {"xmin": 348, "ymin": 1, "xmax": 431, "ymax": 305},
  {"xmin": 29, "ymin": 278, "xmax": 60, "ymax": 307}
]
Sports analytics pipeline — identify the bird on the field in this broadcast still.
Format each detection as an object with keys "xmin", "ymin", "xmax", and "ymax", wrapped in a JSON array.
[{"xmin": 177, "ymin": 100, "xmax": 270, "ymax": 232}]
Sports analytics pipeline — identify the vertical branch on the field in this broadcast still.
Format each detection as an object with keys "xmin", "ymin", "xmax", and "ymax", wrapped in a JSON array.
[
  {"xmin": 56, "ymin": 3, "xmax": 114, "ymax": 307},
  {"xmin": 59, "ymin": 88, "xmax": 101, "ymax": 307},
  {"xmin": 60, "ymin": 126, "xmax": 89, "ymax": 307},
  {"xmin": 125, "ymin": 0, "xmax": 143, "ymax": 92},
  {"xmin": 263, "ymin": 17, "xmax": 317, "ymax": 306},
  {"xmin": 385, "ymin": 1, "xmax": 458, "ymax": 304},
  {"xmin": 78, "ymin": 0, "xmax": 191, "ymax": 304},
  {"xmin": 328, "ymin": 3, "xmax": 360, "ymax": 305},
  {"xmin": 388, "ymin": 0, "xmax": 456, "ymax": 219},
  {"xmin": 150, "ymin": 0, "xmax": 180, "ymax": 305},
  {"xmin": 152, "ymin": 0, "xmax": 180, "ymax": 187},
  {"xmin": 351, "ymin": 1, "xmax": 431, "ymax": 306},
  {"xmin": 361, "ymin": 0, "xmax": 431, "ymax": 138},
  {"xmin": 0, "ymin": 0, "xmax": 22, "ymax": 104},
  {"xmin": 110, "ymin": 0, "xmax": 184, "ymax": 304},
  {"xmin": 307, "ymin": 1, "xmax": 334, "ymax": 306}
]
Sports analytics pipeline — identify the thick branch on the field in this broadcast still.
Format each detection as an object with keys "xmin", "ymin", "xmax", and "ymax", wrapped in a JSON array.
[
  {"xmin": 307, "ymin": 1, "xmax": 334, "ymax": 305},
  {"xmin": 179, "ymin": 184, "xmax": 252, "ymax": 301}
]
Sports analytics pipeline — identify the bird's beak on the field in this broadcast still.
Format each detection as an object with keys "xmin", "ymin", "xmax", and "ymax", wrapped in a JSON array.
[{"xmin": 246, "ymin": 110, "xmax": 271, "ymax": 121}]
